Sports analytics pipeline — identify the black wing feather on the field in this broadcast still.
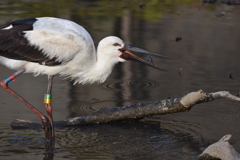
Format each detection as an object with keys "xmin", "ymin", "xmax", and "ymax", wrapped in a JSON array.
[
  {"xmin": 12, "ymin": 18, "xmax": 38, "ymax": 26},
  {"xmin": 0, "ymin": 18, "xmax": 62, "ymax": 66}
]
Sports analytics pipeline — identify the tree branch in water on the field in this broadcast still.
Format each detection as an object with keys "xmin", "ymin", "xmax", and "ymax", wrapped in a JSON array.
[{"xmin": 10, "ymin": 90, "xmax": 240, "ymax": 129}]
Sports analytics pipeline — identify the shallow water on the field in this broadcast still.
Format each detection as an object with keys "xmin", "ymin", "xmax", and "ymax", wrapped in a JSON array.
[{"xmin": 0, "ymin": 0, "xmax": 240, "ymax": 159}]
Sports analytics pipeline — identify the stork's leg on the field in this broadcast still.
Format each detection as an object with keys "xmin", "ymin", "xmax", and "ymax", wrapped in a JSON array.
[
  {"xmin": 44, "ymin": 75, "xmax": 55, "ymax": 141},
  {"xmin": 0, "ymin": 68, "xmax": 53, "ymax": 141}
]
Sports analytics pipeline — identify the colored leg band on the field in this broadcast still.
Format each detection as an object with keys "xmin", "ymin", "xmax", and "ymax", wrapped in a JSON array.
[
  {"xmin": 5, "ymin": 75, "xmax": 16, "ymax": 84},
  {"xmin": 44, "ymin": 94, "xmax": 52, "ymax": 104}
]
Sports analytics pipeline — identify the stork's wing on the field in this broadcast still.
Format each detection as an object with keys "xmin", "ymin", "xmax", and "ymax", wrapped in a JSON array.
[
  {"xmin": 0, "ymin": 18, "xmax": 66, "ymax": 66},
  {"xmin": 0, "ymin": 18, "xmax": 63, "ymax": 66}
]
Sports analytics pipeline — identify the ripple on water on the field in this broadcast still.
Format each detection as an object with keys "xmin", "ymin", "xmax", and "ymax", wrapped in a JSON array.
[
  {"xmin": 67, "ymin": 80, "xmax": 160, "ymax": 115},
  {"xmin": 66, "ymin": 101, "xmax": 95, "ymax": 114},
  {"xmin": 99, "ymin": 79, "xmax": 160, "ymax": 91},
  {"xmin": 55, "ymin": 121, "xmax": 201, "ymax": 159},
  {"xmin": 66, "ymin": 100, "xmax": 122, "ymax": 115}
]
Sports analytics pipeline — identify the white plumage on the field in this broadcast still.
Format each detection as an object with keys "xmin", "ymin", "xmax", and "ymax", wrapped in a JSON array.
[{"xmin": 0, "ymin": 18, "xmax": 131, "ymax": 84}]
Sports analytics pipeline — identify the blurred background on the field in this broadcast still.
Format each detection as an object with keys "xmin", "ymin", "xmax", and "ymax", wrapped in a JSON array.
[{"xmin": 0, "ymin": 0, "xmax": 240, "ymax": 159}]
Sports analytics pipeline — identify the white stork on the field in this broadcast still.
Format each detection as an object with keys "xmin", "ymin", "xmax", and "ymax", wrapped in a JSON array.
[{"xmin": 0, "ymin": 17, "xmax": 169, "ymax": 140}]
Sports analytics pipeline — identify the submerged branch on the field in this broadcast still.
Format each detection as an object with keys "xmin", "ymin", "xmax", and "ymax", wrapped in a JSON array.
[{"xmin": 11, "ymin": 90, "xmax": 240, "ymax": 129}]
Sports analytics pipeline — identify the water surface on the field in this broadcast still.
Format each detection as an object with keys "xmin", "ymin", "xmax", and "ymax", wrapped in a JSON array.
[{"xmin": 0, "ymin": 0, "xmax": 240, "ymax": 159}]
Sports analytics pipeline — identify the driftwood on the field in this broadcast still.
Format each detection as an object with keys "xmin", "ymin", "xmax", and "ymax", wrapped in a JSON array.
[
  {"xmin": 10, "ymin": 90, "xmax": 240, "ymax": 129},
  {"xmin": 199, "ymin": 134, "xmax": 240, "ymax": 160}
]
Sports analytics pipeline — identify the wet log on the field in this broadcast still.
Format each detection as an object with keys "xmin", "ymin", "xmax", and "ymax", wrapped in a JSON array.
[
  {"xmin": 10, "ymin": 90, "xmax": 240, "ymax": 129},
  {"xmin": 198, "ymin": 134, "xmax": 240, "ymax": 160}
]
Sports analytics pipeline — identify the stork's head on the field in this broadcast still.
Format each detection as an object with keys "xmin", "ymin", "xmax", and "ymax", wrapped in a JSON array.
[{"xmin": 97, "ymin": 36, "xmax": 170, "ymax": 71}]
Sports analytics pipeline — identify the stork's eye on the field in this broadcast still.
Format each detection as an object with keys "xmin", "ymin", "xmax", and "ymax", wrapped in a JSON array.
[{"xmin": 113, "ymin": 43, "xmax": 121, "ymax": 47}]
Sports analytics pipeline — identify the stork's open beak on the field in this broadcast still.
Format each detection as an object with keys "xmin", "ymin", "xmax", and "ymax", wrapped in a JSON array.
[{"xmin": 118, "ymin": 44, "xmax": 170, "ymax": 71}]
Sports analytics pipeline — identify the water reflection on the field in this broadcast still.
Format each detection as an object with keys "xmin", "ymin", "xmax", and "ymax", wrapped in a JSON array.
[
  {"xmin": 0, "ymin": 0, "xmax": 201, "ymax": 23},
  {"xmin": 0, "ymin": 120, "xmax": 206, "ymax": 159},
  {"xmin": 0, "ymin": 0, "xmax": 240, "ymax": 160}
]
